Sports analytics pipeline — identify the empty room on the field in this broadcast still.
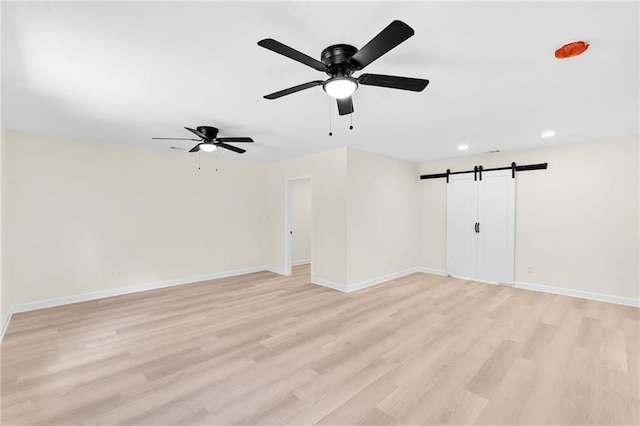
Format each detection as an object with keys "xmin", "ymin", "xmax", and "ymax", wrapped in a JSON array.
[{"xmin": 1, "ymin": 1, "xmax": 638, "ymax": 425}]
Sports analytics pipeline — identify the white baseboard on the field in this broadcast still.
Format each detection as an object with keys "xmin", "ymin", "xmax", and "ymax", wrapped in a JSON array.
[
  {"xmin": 311, "ymin": 276, "xmax": 349, "ymax": 292},
  {"xmin": 451, "ymin": 274, "xmax": 500, "ymax": 285},
  {"xmin": 347, "ymin": 267, "xmax": 423, "ymax": 292},
  {"xmin": 9, "ymin": 266, "xmax": 269, "ymax": 315},
  {"xmin": 4, "ymin": 267, "xmax": 636, "ymax": 344},
  {"xmin": 514, "ymin": 281, "xmax": 640, "ymax": 307},
  {"xmin": 292, "ymin": 259, "xmax": 311, "ymax": 266},
  {"xmin": 0, "ymin": 265, "xmax": 275, "ymax": 344},
  {"xmin": 265, "ymin": 266, "xmax": 286, "ymax": 276},
  {"xmin": 0, "ymin": 310, "xmax": 14, "ymax": 344},
  {"xmin": 312, "ymin": 267, "xmax": 425, "ymax": 293},
  {"xmin": 415, "ymin": 267, "xmax": 447, "ymax": 276}
]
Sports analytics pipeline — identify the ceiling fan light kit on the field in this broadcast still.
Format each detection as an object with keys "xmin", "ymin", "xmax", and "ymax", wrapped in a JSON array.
[
  {"xmin": 323, "ymin": 76, "xmax": 358, "ymax": 99},
  {"xmin": 199, "ymin": 143, "xmax": 216, "ymax": 152}
]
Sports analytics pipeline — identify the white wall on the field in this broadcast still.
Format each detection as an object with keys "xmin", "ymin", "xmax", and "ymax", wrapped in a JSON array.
[
  {"xmin": 291, "ymin": 179, "xmax": 311, "ymax": 264},
  {"xmin": 346, "ymin": 148, "xmax": 420, "ymax": 285},
  {"xmin": 3, "ymin": 131, "xmax": 269, "ymax": 306},
  {"xmin": 418, "ymin": 136, "xmax": 639, "ymax": 300},
  {"xmin": 266, "ymin": 148, "xmax": 347, "ymax": 284},
  {"xmin": 2, "ymin": 130, "xmax": 637, "ymax": 325},
  {"xmin": 0, "ymin": 123, "xmax": 6, "ymax": 326}
]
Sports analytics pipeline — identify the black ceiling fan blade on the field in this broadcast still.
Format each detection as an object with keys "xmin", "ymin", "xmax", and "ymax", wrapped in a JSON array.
[
  {"xmin": 152, "ymin": 137, "xmax": 200, "ymax": 141},
  {"xmin": 264, "ymin": 80, "xmax": 323, "ymax": 100},
  {"xmin": 358, "ymin": 74, "xmax": 429, "ymax": 92},
  {"xmin": 258, "ymin": 39, "xmax": 326, "ymax": 71},
  {"xmin": 185, "ymin": 127, "xmax": 208, "ymax": 140},
  {"xmin": 189, "ymin": 144, "xmax": 201, "ymax": 153},
  {"xmin": 337, "ymin": 96, "xmax": 354, "ymax": 116},
  {"xmin": 216, "ymin": 137, "xmax": 254, "ymax": 143},
  {"xmin": 216, "ymin": 142, "xmax": 246, "ymax": 154},
  {"xmin": 349, "ymin": 20, "xmax": 415, "ymax": 70}
]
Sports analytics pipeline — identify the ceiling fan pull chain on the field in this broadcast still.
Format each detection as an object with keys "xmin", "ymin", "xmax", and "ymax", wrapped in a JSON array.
[
  {"xmin": 349, "ymin": 114, "xmax": 353, "ymax": 130},
  {"xmin": 328, "ymin": 98, "xmax": 333, "ymax": 136},
  {"xmin": 198, "ymin": 151, "xmax": 201, "ymax": 171}
]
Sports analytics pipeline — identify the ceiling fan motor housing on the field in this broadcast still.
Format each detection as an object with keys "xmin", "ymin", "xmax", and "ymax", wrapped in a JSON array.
[
  {"xmin": 321, "ymin": 44, "xmax": 358, "ymax": 76},
  {"xmin": 196, "ymin": 126, "xmax": 219, "ymax": 140}
]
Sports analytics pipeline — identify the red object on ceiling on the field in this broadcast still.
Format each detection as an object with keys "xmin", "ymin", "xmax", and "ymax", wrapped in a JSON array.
[{"xmin": 555, "ymin": 41, "xmax": 590, "ymax": 59}]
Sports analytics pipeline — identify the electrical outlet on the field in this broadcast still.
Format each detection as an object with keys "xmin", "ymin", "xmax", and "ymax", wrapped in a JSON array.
[{"xmin": 527, "ymin": 265, "xmax": 532, "ymax": 273}]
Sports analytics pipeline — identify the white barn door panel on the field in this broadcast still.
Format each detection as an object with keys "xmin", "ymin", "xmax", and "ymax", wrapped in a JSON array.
[
  {"xmin": 446, "ymin": 173, "xmax": 478, "ymax": 280},
  {"xmin": 446, "ymin": 170, "xmax": 515, "ymax": 285},
  {"xmin": 476, "ymin": 170, "xmax": 515, "ymax": 284}
]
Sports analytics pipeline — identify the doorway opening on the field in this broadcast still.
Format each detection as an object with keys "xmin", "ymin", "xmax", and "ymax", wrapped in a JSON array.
[{"xmin": 284, "ymin": 176, "xmax": 312, "ymax": 277}]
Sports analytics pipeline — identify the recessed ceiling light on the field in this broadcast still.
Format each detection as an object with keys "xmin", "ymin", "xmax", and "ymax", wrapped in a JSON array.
[
  {"xmin": 458, "ymin": 144, "xmax": 469, "ymax": 151},
  {"xmin": 541, "ymin": 130, "xmax": 556, "ymax": 138}
]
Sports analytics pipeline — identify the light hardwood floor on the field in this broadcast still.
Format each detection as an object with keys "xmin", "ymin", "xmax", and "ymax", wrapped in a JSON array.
[{"xmin": 2, "ymin": 265, "xmax": 638, "ymax": 425}]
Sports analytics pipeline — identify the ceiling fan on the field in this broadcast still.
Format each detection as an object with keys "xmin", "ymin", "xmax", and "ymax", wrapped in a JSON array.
[
  {"xmin": 258, "ymin": 20, "xmax": 429, "ymax": 116},
  {"xmin": 152, "ymin": 126, "xmax": 253, "ymax": 153}
]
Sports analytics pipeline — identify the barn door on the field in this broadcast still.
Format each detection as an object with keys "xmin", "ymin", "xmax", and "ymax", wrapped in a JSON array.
[{"xmin": 446, "ymin": 170, "xmax": 515, "ymax": 284}]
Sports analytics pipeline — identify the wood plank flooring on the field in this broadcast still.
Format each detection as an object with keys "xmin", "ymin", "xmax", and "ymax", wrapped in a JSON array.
[{"xmin": 2, "ymin": 265, "xmax": 638, "ymax": 425}]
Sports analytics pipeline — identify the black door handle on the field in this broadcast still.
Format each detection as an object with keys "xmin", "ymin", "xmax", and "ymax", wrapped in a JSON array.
[
  {"xmin": 474, "ymin": 223, "xmax": 478, "ymax": 233},
  {"xmin": 477, "ymin": 223, "xmax": 480, "ymax": 233}
]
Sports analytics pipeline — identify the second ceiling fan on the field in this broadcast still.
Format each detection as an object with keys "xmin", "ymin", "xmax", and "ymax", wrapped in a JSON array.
[
  {"xmin": 153, "ymin": 126, "xmax": 253, "ymax": 153},
  {"xmin": 258, "ymin": 20, "xmax": 429, "ymax": 116}
]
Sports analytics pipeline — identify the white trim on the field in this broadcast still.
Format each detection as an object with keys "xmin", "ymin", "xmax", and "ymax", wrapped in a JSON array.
[
  {"xmin": 284, "ymin": 178, "xmax": 291, "ymax": 276},
  {"xmin": 0, "ymin": 265, "xmax": 277, "ymax": 343},
  {"xmin": 292, "ymin": 259, "xmax": 310, "ymax": 266},
  {"xmin": 284, "ymin": 175, "xmax": 313, "ymax": 277},
  {"xmin": 347, "ymin": 268, "xmax": 422, "ymax": 292},
  {"xmin": 4, "ymin": 270, "xmax": 637, "ymax": 344},
  {"xmin": 312, "ymin": 268, "xmax": 424, "ymax": 293},
  {"xmin": 451, "ymin": 274, "xmax": 499, "ymax": 285},
  {"xmin": 514, "ymin": 281, "xmax": 640, "ymax": 307},
  {"xmin": 9, "ymin": 266, "xmax": 269, "ymax": 315},
  {"xmin": 415, "ymin": 267, "xmax": 447, "ymax": 276},
  {"xmin": 312, "ymin": 268, "xmax": 640, "ymax": 308},
  {"xmin": 265, "ymin": 266, "xmax": 286, "ymax": 275},
  {"xmin": 311, "ymin": 276, "xmax": 348, "ymax": 293},
  {"xmin": 1, "ymin": 309, "xmax": 14, "ymax": 344}
]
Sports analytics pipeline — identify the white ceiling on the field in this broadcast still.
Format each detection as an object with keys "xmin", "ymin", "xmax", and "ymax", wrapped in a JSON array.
[{"xmin": 2, "ymin": 1, "xmax": 638, "ymax": 163}]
